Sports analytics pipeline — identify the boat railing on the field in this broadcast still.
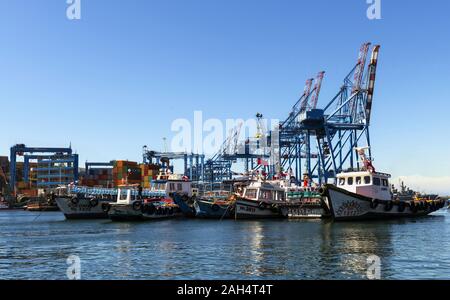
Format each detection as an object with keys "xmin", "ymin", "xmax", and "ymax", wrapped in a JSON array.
[{"xmin": 69, "ymin": 186, "xmax": 166, "ymax": 197}]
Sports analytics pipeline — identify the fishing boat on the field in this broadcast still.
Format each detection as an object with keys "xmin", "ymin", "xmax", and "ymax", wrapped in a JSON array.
[
  {"xmin": 234, "ymin": 179, "xmax": 286, "ymax": 219},
  {"xmin": 322, "ymin": 148, "xmax": 446, "ymax": 221},
  {"xmin": 173, "ymin": 180, "xmax": 243, "ymax": 218},
  {"xmin": 280, "ymin": 189, "xmax": 330, "ymax": 219},
  {"xmin": 193, "ymin": 191, "xmax": 236, "ymax": 219},
  {"xmin": 0, "ymin": 199, "xmax": 9, "ymax": 210},
  {"xmin": 55, "ymin": 191, "xmax": 115, "ymax": 219},
  {"xmin": 26, "ymin": 196, "xmax": 59, "ymax": 211},
  {"xmin": 107, "ymin": 172, "xmax": 192, "ymax": 221},
  {"xmin": 107, "ymin": 186, "xmax": 182, "ymax": 221}
]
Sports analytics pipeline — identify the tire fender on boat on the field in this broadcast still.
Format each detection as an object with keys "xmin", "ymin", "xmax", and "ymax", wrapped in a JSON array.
[
  {"xmin": 270, "ymin": 203, "xmax": 279, "ymax": 213},
  {"xmin": 147, "ymin": 204, "xmax": 156, "ymax": 215},
  {"xmin": 318, "ymin": 187, "xmax": 326, "ymax": 196},
  {"xmin": 370, "ymin": 199, "xmax": 379, "ymax": 209},
  {"xmin": 101, "ymin": 202, "xmax": 110, "ymax": 212},
  {"xmin": 89, "ymin": 198, "xmax": 99, "ymax": 207},
  {"xmin": 132, "ymin": 201, "xmax": 142, "ymax": 211},
  {"xmin": 211, "ymin": 204, "xmax": 220, "ymax": 212},
  {"xmin": 384, "ymin": 201, "xmax": 394, "ymax": 212},
  {"xmin": 397, "ymin": 202, "xmax": 406, "ymax": 213},
  {"xmin": 71, "ymin": 197, "xmax": 79, "ymax": 205}
]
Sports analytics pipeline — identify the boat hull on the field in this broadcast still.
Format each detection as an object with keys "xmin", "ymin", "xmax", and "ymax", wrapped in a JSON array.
[
  {"xmin": 108, "ymin": 204, "xmax": 181, "ymax": 221},
  {"xmin": 56, "ymin": 197, "xmax": 109, "ymax": 219},
  {"xmin": 171, "ymin": 194, "xmax": 196, "ymax": 217},
  {"xmin": 194, "ymin": 199, "xmax": 234, "ymax": 219},
  {"xmin": 280, "ymin": 204, "xmax": 329, "ymax": 219},
  {"xmin": 324, "ymin": 184, "xmax": 444, "ymax": 221},
  {"xmin": 235, "ymin": 198, "xmax": 282, "ymax": 219}
]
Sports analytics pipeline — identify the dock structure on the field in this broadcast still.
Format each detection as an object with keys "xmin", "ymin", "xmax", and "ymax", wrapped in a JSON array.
[
  {"xmin": 142, "ymin": 146, "xmax": 205, "ymax": 182},
  {"xmin": 203, "ymin": 118, "xmax": 272, "ymax": 185},
  {"xmin": 9, "ymin": 144, "xmax": 79, "ymax": 195}
]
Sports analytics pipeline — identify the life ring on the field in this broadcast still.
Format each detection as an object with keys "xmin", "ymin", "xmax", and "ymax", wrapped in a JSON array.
[
  {"xmin": 370, "ymin": 199, "xmax": 379, "ymax": 209},
  {"xmin": 101, "ymin": 203, "xmax": 110, "ymax": 212},
  {"xmin": 258, "ymin": 202, "xmax": 267, "ymax": 210},
  {"xmin": 211, "ymin": 204, "xmax": 220, "ymax": 212},
  {"xmin": 397, "ymin": 202, "xmax": 406, "ymax": 213},
  {"xmin": 71, "ymin": 197, "xmax": 79, "ymax": 205},
  {"xmin": 132, "ymin": 201, "xmax": 142, "ymax": 211},
  {"xmin": 90, "ymin": 198, "xmax": 99, "ymax": 207},
  {"xmin": 384, "ymin": 201, "xmax": 394, "ymax": 212}
]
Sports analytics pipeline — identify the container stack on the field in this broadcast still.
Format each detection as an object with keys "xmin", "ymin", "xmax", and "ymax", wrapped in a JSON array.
[
  {"xmin": 14, "ymin": 161, "xmax": 38, "ymax": 196},
  {"xmin": 81, "ymin": 168, "xmax": 114, "ymax": 187},
  {"xmin": 113, "ymin": 160, "xmax": 142, "ymax": 186},
  {"xmin": 140, "ymin": 164, "xmax": 160, "ymax": 188}
]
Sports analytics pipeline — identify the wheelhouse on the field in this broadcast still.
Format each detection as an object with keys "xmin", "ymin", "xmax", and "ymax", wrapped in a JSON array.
[
  {"xmin": 336, "ymin": 171, "xmax": 391, "ymax": 201},
  {"xmin": 243, "ymin": 181, "xmax": 286, "ymax": 202}
]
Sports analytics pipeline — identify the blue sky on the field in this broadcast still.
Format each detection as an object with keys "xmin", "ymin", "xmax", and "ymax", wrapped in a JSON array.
[{"xmin": 1, "ymin": 0, "xmax": 449, "ymax": 192}]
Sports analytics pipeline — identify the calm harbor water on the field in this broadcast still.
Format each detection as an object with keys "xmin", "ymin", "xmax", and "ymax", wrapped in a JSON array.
[{"xmin": 1, "ymin": 209, "xmax": 450, "ymax": 280}]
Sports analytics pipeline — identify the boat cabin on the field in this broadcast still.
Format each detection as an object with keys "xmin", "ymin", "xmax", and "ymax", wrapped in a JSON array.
[
  {"xmin": 151, "ymin": 178, "xmax": 192, "ymax": 198},
  {"xmin": 336, "ymin": 171, "xmax": 392, "ymax": 201},
  {"xmin": 116, "ymin": 185, "xmax": 140, "ymax": 205},
  {"xmin": 243, "ymin": 180, "xmax": 286, "ymax": 203}
]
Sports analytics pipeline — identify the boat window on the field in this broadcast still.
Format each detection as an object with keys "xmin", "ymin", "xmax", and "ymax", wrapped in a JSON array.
[
  {"xmin": 278, "ymin": 192, "xmax": 285, "ymax": 201},
  {"xmin": 339, "ymin": 178, "xmax": 345, "ymax": 186},
  {"xmin": 177, "ymin": 183, "xmax": 183, "ymax": 191},
  {"xmin": 373, "ymin": 177, "xmax": 381, "ymax": 186},
  {"xmin": 347, "ymin": 177, "xmax": 354, "ymax": 185},
  {"xmin": 169, "ymin": 183, "xmax": 175, "ymax": 191},
  {"xmin": 382, "ymin": 179, "xmax": 389, "ymax": 187},
  {"xmin": 259, "ymin": 189, "xmax": 272, "ymax": 200},
  {"xmin": 364, "ymin": 176, "xmax": 371, "ymax": 184},
  {"xmin": 356, "ymin": 177, "xmax": 362, "ymax": 185},
  {"xmin": 245, "ymin": 189, "xmax": 258, "ymax": 199},
  {"xmin": 119, "ymin": 190, "xmax": 128, "ymax": 201}
]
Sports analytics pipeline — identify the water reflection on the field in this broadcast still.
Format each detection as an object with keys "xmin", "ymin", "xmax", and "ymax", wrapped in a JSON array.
[{"xmin": 0, "ymin": 210, "xmax": 449, "ymax": 279}]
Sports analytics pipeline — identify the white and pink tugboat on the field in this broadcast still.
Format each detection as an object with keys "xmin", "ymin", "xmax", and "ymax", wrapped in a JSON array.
[{"xmin": 322, "ymin": 148, "xmax": 446, "ymax": 221}]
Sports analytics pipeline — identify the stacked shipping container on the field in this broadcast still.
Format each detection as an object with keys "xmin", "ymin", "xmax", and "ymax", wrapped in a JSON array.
[
  {"xmin": 113, "ymin": 160, "xmax": 142, "ymax": 186},
  {"xmin": 81, "ymin": 168, "xmax": 114, "ymax": 187},
  {"xmin": 140, "ymin": 164, "xmax": 160, "ymax": 188}
]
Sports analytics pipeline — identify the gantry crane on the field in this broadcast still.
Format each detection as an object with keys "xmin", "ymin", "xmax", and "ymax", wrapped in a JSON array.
[
  {"xmin": 277, "ymin": 71, "xmax": 326, "ymax": 182},
  {"xmin": 303, "ymin": 43, "xmax": 381, "ymax": 183}
]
